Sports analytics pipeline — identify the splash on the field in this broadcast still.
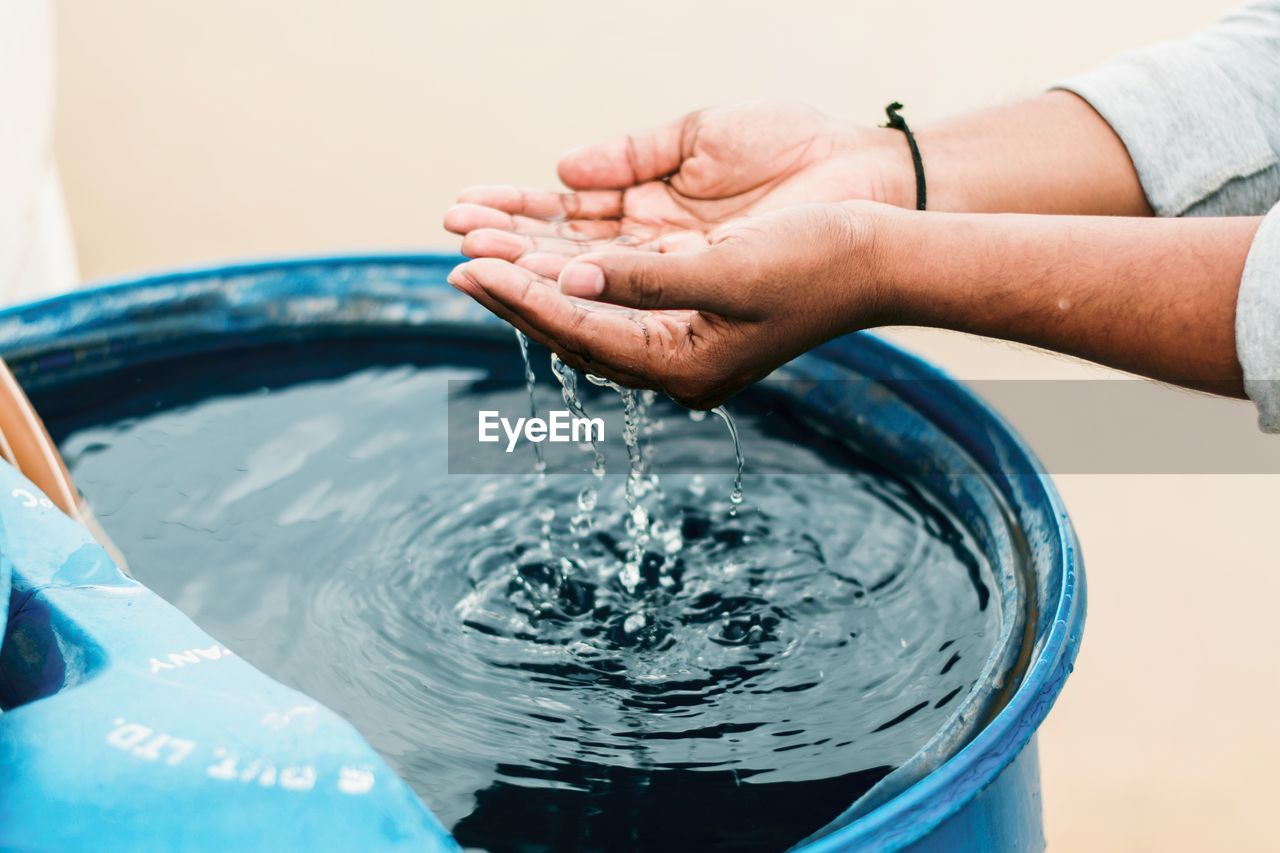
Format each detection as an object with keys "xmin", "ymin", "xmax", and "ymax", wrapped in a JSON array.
[{"xmin": 538, "ymin": 347, "xmax": 745, "ymax": 592}]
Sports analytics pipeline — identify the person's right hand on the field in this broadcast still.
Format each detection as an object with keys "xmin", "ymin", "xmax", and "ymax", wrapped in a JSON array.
[
  {"xmin": 448, "ymin": 202, "xmax": 898, "ymax": 409},
  {"xmin": 443, "ymin": 102, "xmax": 914, "ymax": 278}
]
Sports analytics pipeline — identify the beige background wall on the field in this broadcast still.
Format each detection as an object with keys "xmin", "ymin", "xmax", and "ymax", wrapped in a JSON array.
[{"xmin": 54, "ymin": 1, "xmax": 1275, "ymax": 849}]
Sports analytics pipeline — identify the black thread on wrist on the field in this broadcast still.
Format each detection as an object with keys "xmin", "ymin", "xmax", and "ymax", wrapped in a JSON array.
[{"xmin": 882, "ymin": 102, "xmax": 927, "ymax": 211}]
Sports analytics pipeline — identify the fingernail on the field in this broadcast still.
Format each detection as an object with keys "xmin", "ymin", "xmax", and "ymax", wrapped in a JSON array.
[{"xmin": 560, "ymin": 263, "xmax": 605, "ymax": 297}]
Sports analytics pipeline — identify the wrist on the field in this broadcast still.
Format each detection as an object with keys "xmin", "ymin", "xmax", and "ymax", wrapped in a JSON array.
[
  {"xmin": 833, "ymin": 200, "xmax": 922, "ymax": 328},
  {"xmin": 831, "ymin": 124, "xmax": 919, "ymax": 210},
  {"xmin": 861, "ymin": 209, "xmax": 1048, "ymax": 335}
]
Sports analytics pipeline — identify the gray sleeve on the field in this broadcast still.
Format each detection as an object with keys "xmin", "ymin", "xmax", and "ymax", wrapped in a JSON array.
[
  {"xmin": 1237, "ymin": 204, "xmax": 1280, "ymax": 433},
  {"xmin": 1056, "ymin": 1, "xmax": 1280, "ymax": 218},
  {"xmin": 1055, "ymin": 2, "xmax": 1280, "ymax": 432}
]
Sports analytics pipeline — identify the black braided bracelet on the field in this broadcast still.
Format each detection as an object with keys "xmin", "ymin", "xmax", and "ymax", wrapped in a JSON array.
[{"xmin": 882, "ymin": 102, "xmax": 927, "ymax": 211}]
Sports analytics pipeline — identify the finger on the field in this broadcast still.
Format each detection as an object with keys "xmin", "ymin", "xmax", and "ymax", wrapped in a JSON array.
[
  {"xmin": 449, "ymin": 261, "xmax": 588, "ymax": 365},
  {"xmin": 512, "ymin": 229, "xmax": 712, "ymax": 279},
  {"xmin": 449, "ymin": 265, "xmax": 648, "ymax": 388},
  {"xmin": 456, "ymin": 185, "xmax": 624, "ymax": 221},
  {"xmin": 448, "ymin": 259, "xmax": 671, "ymax": 378},
  {"xmin": 557, "ymin": 112, "xmax": 698, "ymax": 190},
  {"xmin": 443, "ymin": 203, "xmax": 519, "ymax": 235},
  {"xmin": 463, "ymin": 227, "xmax": 708, "ymax": 265},
  {"xmin": 461, "ymin": 229, "xmax": 631, "ymax": 263},
  {"xmin": 462, "ymin": 229, "xmax": 591, "ymax": 262},
  {"xmin": 444, "ymin": 203, "xmax": 623, "ymax": 241},
  {"xmin": 444, "ymin": 204, "xmax": 563, "ymax": 237},
  {"xmin": 556, "ymin": 246, "xmax": 751, "ymax": 316},
  {"xmin": 517, "ymin": 252, "xmax": 573, "ymax": 279}
]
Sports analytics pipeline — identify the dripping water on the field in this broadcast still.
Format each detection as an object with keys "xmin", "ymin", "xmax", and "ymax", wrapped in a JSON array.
[
  {"xmin": 583, "ymin": 373, "xmax": 654, "ymax": 594},
  {"xmin": 513, "ymin": 330, "xmax": 546, "ymax": 478},
  {"xmin": 711, "ymin": 406, "xmax": 745, "ymax": 510},
  {"xmin": 517, "ymin": 341, "xmax": 742, "ymax": 602},
  {"xmin": 549, "ymin": 354, "xmax": 604, "ymax": 537},
  {"xmin": 515, "ymin": 330, "xmax": 553, "ymax": 552}
]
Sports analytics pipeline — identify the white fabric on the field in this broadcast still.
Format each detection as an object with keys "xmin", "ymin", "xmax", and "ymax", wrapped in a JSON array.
[{"xmin": 0, "ymin": 0, "xmax": 78, "ymax": 305}]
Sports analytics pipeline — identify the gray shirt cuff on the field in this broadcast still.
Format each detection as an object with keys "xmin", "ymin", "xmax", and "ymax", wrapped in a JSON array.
[
  {"xmin": 1058, "ymin": 50, "xmax": 1278, "ymax": 217},
  {"xmin": 1237, "ymin": 204, "xmax": 1280, "ymax": 433}
]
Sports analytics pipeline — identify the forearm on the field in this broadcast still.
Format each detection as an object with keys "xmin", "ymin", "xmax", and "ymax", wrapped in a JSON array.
[
  {"xmin": 866, "ymin": 206, "xmax": 1261, "ymax": 394},
  {"xmin": 872, "ymin": 2, "xmax": 1280, "ymax": 219},
  {"xmin": 869, "ymin": 91, "xmax": 1153, "ymax": 217}
]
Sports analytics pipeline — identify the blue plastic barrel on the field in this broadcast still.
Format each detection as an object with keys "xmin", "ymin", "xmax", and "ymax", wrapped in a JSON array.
[{"xmin": 0, "ymin": 255, "xmax": 1084, "ymax": 851}]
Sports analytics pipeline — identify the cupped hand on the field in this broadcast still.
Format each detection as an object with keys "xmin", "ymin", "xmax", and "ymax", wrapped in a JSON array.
[
  {"xmin": 444, "ymin": 102, "xmax": 911, "ymax": 278},
  {"xmin": 447, "ymin": 202, "xmax": 893, "ymax": 409}
]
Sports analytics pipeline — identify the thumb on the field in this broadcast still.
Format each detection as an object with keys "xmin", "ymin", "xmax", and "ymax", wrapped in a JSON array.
[
  {"xmin": 558, "ymin": 247, "xmax": 750, "ymax": 315},
  {"xmin": 557, "ymin": 112, "xmax": 699, "ymax": 190}
]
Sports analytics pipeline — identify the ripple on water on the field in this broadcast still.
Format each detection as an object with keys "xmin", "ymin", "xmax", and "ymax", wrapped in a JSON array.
[{"xmin": 49, "ymin": 339, "xmax": 1000, "ymax": 852}]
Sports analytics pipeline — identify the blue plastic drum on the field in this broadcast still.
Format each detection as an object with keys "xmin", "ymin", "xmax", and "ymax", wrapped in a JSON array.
[{"xmin": 0, "ymin": 255, "xmax": 1084, "ymax": 851}]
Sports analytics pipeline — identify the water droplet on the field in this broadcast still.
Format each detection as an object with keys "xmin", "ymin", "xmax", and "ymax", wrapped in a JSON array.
[{"xmin": 513, "ymin": 330, "xmax": 544, "ymax": 475}]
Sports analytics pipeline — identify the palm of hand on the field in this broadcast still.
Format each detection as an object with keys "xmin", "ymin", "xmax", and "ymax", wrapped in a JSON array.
[
  {"xmin": 605, "ymin": 103, "xmax": 875, "ymax": 235},
  {"xmin": 447, "ymin": 204, "xmax": 870, "ymax": 408},
  {"xmin": 444, "ymin": 103, "xmax": 887, "ymax": 273},
  {"xmin": 448, "ymin": 256, "xmax": 732, "ymax": 403}
]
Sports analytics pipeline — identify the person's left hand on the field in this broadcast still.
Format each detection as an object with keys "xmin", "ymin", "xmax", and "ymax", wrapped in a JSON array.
[
  {"xmin": 447, "ymin": 202, "xmax": 894, "ymax": 409},
  {"xmin": 442, "ymin": 101, "xmax": 914, "ymax": 281}
]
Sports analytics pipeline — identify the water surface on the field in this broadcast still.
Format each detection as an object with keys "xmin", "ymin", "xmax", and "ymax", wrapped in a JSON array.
[{"xmin": 44, "ymin": 336, "xmax": 1000, "ymax": 852}]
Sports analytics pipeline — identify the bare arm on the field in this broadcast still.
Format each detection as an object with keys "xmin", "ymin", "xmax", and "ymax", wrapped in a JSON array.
[
  {"xmin": 445, "ymin": 4, "xmax": 1280, "ymax": 426},
  {"xmin": 443, "ymin": 92, "xmax": 1154, "ymax": 272},
  {"xmin": 874, "ymin": 208, "xmax": 1255, "ymax": 394},
  {"xmin": 894, "ymin": 92, "xmax": 1154, "ymax": 216},
  {"xmin": 449, "ymin": 203, "xmax": 1258, "ymax": 408}
]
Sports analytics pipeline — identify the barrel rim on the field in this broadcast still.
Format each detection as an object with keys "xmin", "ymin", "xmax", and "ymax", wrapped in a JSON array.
[{"xmin": 4, "ymin": 252, "xmax": 1085, "ymax": 851}]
